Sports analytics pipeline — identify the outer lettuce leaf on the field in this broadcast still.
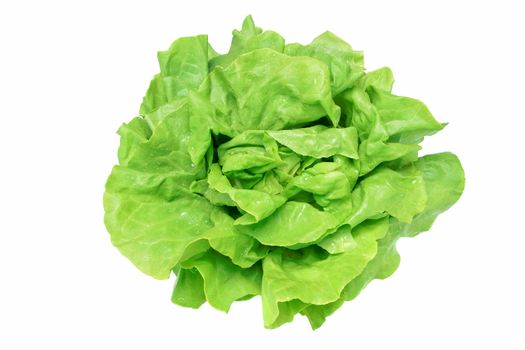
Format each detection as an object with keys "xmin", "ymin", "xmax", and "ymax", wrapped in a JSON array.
[
  {"xmin": 104, "ymin": 188, "xmax": 216, "ymax": 279},
  {"xmin": 369, "ymin": 87, "xmax": 445, "ymax": 140},
  {"xmin": 200, "ymin": 48, "xmax": 341, "ymax": 136},
  {"xmin": 346, "ymin": 166, "xmax": 427, "ymax": 226},
  {"xmin": 106, "ymin": 170, "xmax": 265, "ymax": 278},
  {"xmin": 140, "ymin": 35, "xmax": 209, "ymax": 115},
  {"xmin": 300, "ymin": 224, "xmax": 401, "ymax": 329},
  {"xmin": 105, "ymin": 101, "xmax": 213, "ymax": 279},
  {"xmin": 171, "ymin": 268, "xmax": 206, "ymax": 308},
  {"xmin": 358, "ymin": 139, "xmax": 421, "ymax": 175},
  {"xmin": 179, "ymin": 250, "xmax": 262, "ymax": 312},
  {"xmin": 337, "ymin": 74, "xmax": 444, "ymax": 176},
  {"xmin": 262, "ymin": 218, "xmax": 389, "ymax": 328},
  {"xmin": 391, "ymin": 152, "xmax": 465, "ymax": 237},
  {"xmin": 209, "ymin": 15, "xmax": 285, "ymax": 70},
  {"xmin": 338, "ymin": 88, "xmax": 412, "ymax": 175},
  {"xmin": 317, "ymin": 218, "xmax": 389, "ymax": 254},
  {"xmin": 267, "ymin": 299, "xmax": 310, "ymax": 329},
  {"xmin": 285, "ymin": 31, "xmax": 365, "ymax": 95},
  {"xmin": 356, "ymin": 67, "xmax": 394, "ymax": 92}
]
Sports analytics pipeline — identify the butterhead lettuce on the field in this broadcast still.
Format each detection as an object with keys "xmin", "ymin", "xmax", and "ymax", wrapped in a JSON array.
[{"xmin": 104, "ymin": 16, "xmax": 465, "ymax": 329}]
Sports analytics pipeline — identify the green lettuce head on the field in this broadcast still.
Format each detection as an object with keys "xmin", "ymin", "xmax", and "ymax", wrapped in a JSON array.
[{"xmin": 104, "ymin": 16, "xmax": 465, "ymax": 329}]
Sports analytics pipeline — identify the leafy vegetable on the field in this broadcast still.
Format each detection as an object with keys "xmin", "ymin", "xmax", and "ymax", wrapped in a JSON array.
[{"xmin": 104, "ymin": 16, "xmax": 465, "ymax": 329}]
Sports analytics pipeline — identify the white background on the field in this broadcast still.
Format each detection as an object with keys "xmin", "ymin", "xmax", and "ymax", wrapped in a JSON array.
[{"xmin": 1, "ymin": 1, "xmax": 524, "ymax": 349}]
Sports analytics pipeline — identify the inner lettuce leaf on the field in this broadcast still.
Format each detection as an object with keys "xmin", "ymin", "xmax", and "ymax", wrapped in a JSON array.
[{"xmin": 104, "ymin": 16, "xmax": 465, "ymax": 329}]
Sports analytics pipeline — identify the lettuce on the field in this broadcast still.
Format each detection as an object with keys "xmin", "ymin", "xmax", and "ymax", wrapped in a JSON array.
[{"xmin": 104, "ymin": 16, "xmax": 465, "ymax": 329}]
